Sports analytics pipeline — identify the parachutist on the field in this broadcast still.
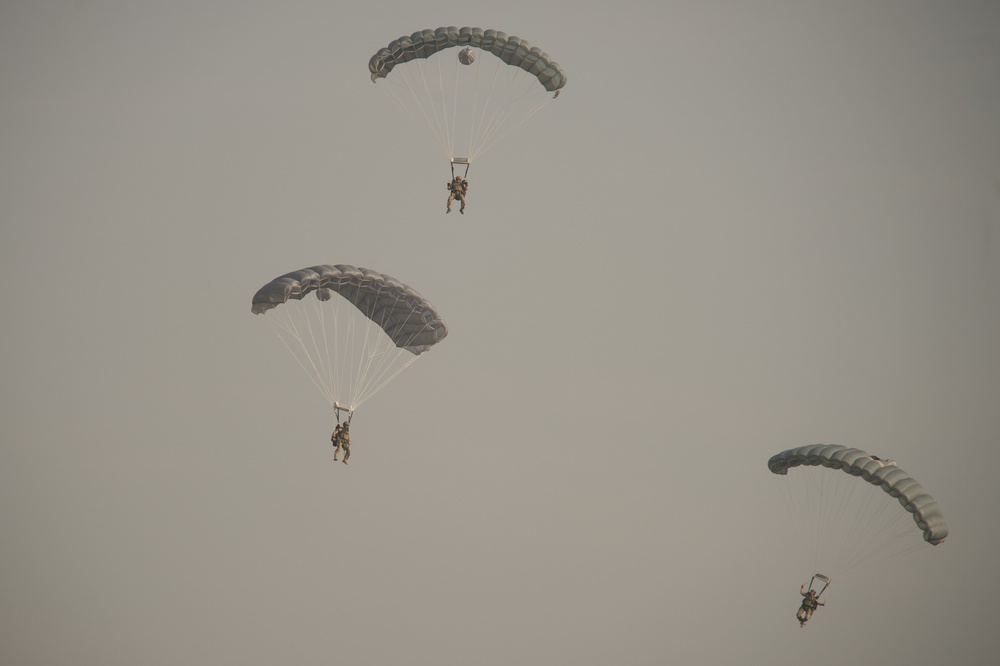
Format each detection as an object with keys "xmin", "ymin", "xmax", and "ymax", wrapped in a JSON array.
[
  {"xmin": 333, "ymin": 422, "xmax": 351, "ymax": 464},
  {"xmin": 796, "ymin": 585, "xmax": 825, "ymax": 627},
  {"xmin": 446, "ymin": 176, "xmax": 468, "ymax": 214}
]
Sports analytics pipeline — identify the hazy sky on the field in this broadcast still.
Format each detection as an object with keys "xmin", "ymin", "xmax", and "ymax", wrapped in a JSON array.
[{"xmin": 2, "ymin": 1, "xmax": 999, "ymax": 664}]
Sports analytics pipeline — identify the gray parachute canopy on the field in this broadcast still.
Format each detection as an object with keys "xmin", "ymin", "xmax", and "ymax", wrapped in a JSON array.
[
  {"xmin": 768, "ymin": 444, "xmax": 948, "ymax": 545},
  {"xmin": 251, "ymin": 265, "xmax": 448, "ymax": 355},
  {"xmin": 369, "ymin": 26, "xmax": 567, "ymax": 93}
]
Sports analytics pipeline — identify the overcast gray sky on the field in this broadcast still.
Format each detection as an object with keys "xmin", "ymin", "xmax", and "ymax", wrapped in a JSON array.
[{"xmin": 2, "ymin": 1, "xmax": 999, "ymax": 664}]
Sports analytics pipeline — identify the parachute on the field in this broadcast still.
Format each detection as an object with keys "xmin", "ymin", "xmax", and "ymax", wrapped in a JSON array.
[
  {"xmin": 768, "ymin": 444, "xmax": 947, "ymax": 577},
  {"xmin": 252, "ymin": 265, "xmax": 448, "ymax": 418},
  {"xmin": 369, "ymin": 27, "xmax": 567, "ymax": 171}
]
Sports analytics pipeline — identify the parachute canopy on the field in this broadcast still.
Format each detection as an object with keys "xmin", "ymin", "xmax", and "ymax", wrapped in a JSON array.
[
  {"xmin": 769, "ymin": 444, "xmax": 947, "ymax": 545},
  {"xmin": 368, "ymin": 27, "xmax": 567, "ymax": 165},
  {"xmin": 252, "ymin": 265, "xmax": 447, "ymax": 413},
  {"xmin": 369, "ymin": 27, "xmax": 567, "ymax": 92},
  {"xmin": 252, "ymin": 265, "xmax": 447, "ymax": 354}
]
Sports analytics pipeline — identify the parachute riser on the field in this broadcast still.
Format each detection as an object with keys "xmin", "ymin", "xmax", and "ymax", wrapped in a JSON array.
[
  {"xmin": 450, "ymin": 158, "xmax": 470, "ymax": 180},
  {"xmin": 335, "ymin": 402, "xmax": 354, "ymax": 425},
  {"xmin": 809, "ymin": 573, "xmax": 832, "ymax": 599}
]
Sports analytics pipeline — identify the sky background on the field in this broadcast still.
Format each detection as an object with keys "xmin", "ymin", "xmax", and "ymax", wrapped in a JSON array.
[{"xmin": 2, "ymin": 1, "xmax": 999, "ymax": 664}]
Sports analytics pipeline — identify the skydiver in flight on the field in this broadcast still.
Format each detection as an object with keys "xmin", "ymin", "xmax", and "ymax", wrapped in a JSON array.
[
  {"xmin": 333, "ymin": 421, "xmax": 351, "ymax": 464},
  {"xmin": 446, "ymin": 175, "xmax": 468, "ymax": 214},
  {"xmin": 796, "ymin": 585, "xmax": 825, "ymax": 627}
]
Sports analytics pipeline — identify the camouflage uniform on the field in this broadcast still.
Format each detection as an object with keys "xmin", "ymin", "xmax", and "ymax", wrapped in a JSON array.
[
  {"xmin": 446, "ymin": 177, "xmax": 468, "ymax": 213},
  {"xmin": 331, "ymin": 425, "xmax": 342, "ymax": 460},
  {"xmin": 796, "ymin": 589, "xmax": 823, "ymax": 627},
  {"xmin": 334, "ymin": 426, "xmax": 351, "ymax": 464}
]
